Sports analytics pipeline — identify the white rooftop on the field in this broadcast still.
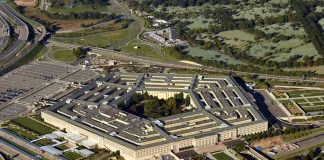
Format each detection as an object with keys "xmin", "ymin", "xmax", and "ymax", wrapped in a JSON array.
[{"xmin": 40, "ymin": 146, "xmax": 63, "ymax": 155}]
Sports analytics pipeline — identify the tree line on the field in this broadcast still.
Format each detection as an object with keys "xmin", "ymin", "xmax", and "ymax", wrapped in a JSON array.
[
  {"xmin": 42, "ymin": 11, "xmax": 118, "ymax": 21},
  {"xmin": 291, "ymin": 0, "xmax": 324, "ymax": 56},
  {"xmin": 49, "ymin": 0, "xmax": 109, "ymax": 8}
]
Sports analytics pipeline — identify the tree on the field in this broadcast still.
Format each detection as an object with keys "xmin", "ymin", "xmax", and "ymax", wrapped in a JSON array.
[
  {"xmin": 166, "ymin": 97, "xmax": 177, "ymax": 109},
  {"xmin": 73, "ymin": 47, "xmax": 87, "ymax": 59}
]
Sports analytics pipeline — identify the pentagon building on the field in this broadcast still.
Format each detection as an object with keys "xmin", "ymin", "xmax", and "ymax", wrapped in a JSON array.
[{"xmin": 41, "ymin": 73, "xmax": 268, "ymax": 160}]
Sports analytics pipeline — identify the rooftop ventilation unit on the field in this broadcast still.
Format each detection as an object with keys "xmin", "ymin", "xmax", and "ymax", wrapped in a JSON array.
[
  {"xmin": 170, "ymin": 134, "xmax": 178, "ymax": 139},
  {"xmin": 66, "ymin": 99, "xmax": 73, "ymax": 104},
  {"xmin": 109, "ymin": 132, "xmax": 117, "ymax": 136},
  {"xmin": 152, "ymin": 120, "xmax": 164, "ymax": 127}
]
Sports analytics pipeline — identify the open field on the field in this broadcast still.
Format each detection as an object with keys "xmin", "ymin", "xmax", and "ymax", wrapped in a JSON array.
[
  {"xmin": 53, "ymin": 19, "xmax": 141, "ymax": 48},
  {"xmin": 121, "ymin": 42, "xmax": 162, "ymax": 58},
  {"xmin": 52, "ymin": 46, "xmax": 76, "ymax": 62},
  {"xmin": 186, "ymin": 16, "xmax": 213, "ymax": 29},
  {"xmin": 232, "ymin": 6, "xmax": 288, "ymax": 20},
  {"xmin": 217, "ymin": 30, "xmax": 255, "ymax": 49},
  {"xmin": 23, "ymin": 7, "xmax": 98, "ymax": 31},
  {"xmin": 185, "ymin": 47, "xmax": 246, "ymax": 65},
  {"xmin": 270, "ymin": 0, "xmax": 289, "ymax": 4},
  {"xmin": 285, "ymin": 65, "xmax": 324, "ymax": 74},
  {"xmin": 255, "ymin": 23, "xmax": 306, "ymax": 37}
]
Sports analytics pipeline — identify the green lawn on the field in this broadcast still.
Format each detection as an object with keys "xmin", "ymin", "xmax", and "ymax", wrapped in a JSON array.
[
  {"xmin": 62, "ymin": 151, "xmax": 83, "ymax": 160},
  {"xmin": 212, "ymin": 152, "xmax": 234, "ymax": 160},
  {"xmin": 288, "ymin": 91, "xmax": 324, "ymax": 98},
  {"xmin": 56, "ymin": 144, "xmax": 69, "ymax": 151},
  {"xmin": 34, "ymin": 139, "xmax": 55, "ymax": 146},
  {"xmin": 6, "ymin": 127, "xmax": 38, "ymax": 141},
  {"xmin": 52, "ymin": 47, "xmax": 76, "ymax": 62},
  {"xmin": 302, "ymin": 106, "xmax": 324, "ymax": 112},
  {"xmin": 121, "ymin": 42, "xmax": 181, "ymax": 61},
  {"xmin": 306, "ymin": 97, "xmax": 321, "ymax": 102},
  {"xmin": 12, "ymin": 117, "xmax": 55, "ymax": 135},
  {"xmin": 53, "ymin": 17, "xmax": 142, "ymax": 49},
  {"xmin": 283, "ymin": 128, "xmax": 324, "ymax": 142},
  {"xmin": 294, "ymin": 98, "xmax": 307, "ymax": 103}
]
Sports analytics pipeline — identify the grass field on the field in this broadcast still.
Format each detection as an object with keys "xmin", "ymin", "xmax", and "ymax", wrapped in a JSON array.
[
  {"xmin": 121, "ymin": 42, "xmax": 163, "ymax": 58},
  {"xmin": 6, "ymin": 127, "xmax": 38, "ymax": 141},
  {"xmin": 255, "ymin": 23, "xmax": 305, "ymax": 37},
  {"xmin": 217, "ymin": 30, "xmax": 254, "ymax": 49},
  {"xmin": 212, "ymin": 152, "xmax": 234, "ymax": 160},
  {"xmin": 34, "ymin": 138, "xmax": 55, "ymax": 146},
  {"xmin": 53, "ymin": 19, "xmax": 142, "ymax": 48},
  {"xmin": 302, "ymin": 106, "xmax": 324, "ymax": 112},
  {"xmin": 186, "ymin": 16, "xmax": 213, "ymax": 29},
  {"xmin": 56, "ymin": 144, "xmax": 69, "ymax": 151},
  {"xmin": 307, "ymin": 97, "xmax": 321, "ymax": 102},
  {"xmin": 288, "ymin": 91, "xmax": 324, "ymax": 98},
  {"xmin": 12, "ymin": 117, "xmax": 55, "ymax": 135},
  {"xmin": 232, "ymin": 6, "xmax": 288, "ymax": 20},
  {"xmin": 294, "ymin": 98, "xmax": 307, "ymax": 103},
  {"xmin": 285, "ymin": 65, "xmax": 324, "ymax": 74},
  {"xmin": 62, "ymin": 151, "xmax": 83, "ymax": 160},
  {"xmin": 282, "ymin": 128, "xmax": 324, "ymax": 142},
  {"xmin": 24, "ymin": 6, "xmax": 97, "ymax": 31},
  {"xmin": 52, "ymin": 46, "xmax": 76, "ymax": 62},
  {"xmin": 185, "ymin": 47, "xmax": 246, "ymax": 65}
]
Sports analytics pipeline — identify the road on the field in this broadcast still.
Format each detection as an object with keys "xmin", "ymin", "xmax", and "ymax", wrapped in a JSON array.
[
  {"xmin": 0, "ymin": 3, "xmax": 29, "ymax": 63},
  {"xmin": 48, "ymin": 40, "xmax": 324, "ymax": 84},
  {"xmin": 0, "ymin": 15, "xmax": 9, "ymax": 52}
]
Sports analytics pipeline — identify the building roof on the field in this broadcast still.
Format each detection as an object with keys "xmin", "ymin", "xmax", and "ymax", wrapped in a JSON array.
[{"xmin": 43, "ymin": 73, "xmax": 267, "ymax": 150}]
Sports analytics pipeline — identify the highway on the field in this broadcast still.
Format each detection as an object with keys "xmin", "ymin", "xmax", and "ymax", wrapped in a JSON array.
[
  {"xmin": 0, "ymin": 15, "xmax": 9, "ymax": 52},
  {"xmin": 48, "ymin": 40, "xmax": 324, "ymax": 84},
  {"xmin": 0, "ymin": 3, "xmax": 29, "ymax": 62}
]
